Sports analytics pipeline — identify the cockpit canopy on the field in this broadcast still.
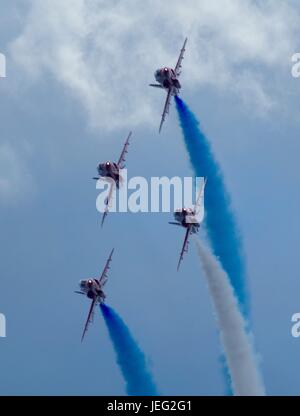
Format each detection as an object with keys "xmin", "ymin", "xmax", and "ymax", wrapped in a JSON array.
[
  {"xmin": 80, "ymin": 279, "xmax": 93, "ymax": 288},
  {"xmin": 154, "ymin": 69, "xmax": 161, "ymax": 78}
]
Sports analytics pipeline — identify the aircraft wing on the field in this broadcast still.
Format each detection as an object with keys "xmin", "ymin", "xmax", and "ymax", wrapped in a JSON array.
[
  {"xmin": 174, "ymin": 38, "xmax": 187, "ymax": 77},
  {"xmin": 81, "ymin": 297, "xmax": 97, "ymax": 342},
  {"xmin": 177, "ymin": 226, "xmax": 192, "ymax": 271},
  {"xmin": 159, "ymin": 88, "xmax": 172, "ymax": 133},
  {"xmin": 101, "ymin": 181, "xmax": 115, "ymax": 227},
  {"xmin": 98, "ymin": 248, "xmax": 114, "ymax": 288},
  {"xmin": 117, "ymin": 131, "xmax": 132, "ymax": 169}
]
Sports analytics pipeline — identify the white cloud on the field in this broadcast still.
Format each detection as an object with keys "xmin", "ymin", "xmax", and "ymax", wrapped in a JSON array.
[
  {"xmin": 0, "ymin": 143, "xmax": 34, "ymax": 203},
  {"xmin": 10, "ymin": 0, "xmax": 300, "ymax": 130}
]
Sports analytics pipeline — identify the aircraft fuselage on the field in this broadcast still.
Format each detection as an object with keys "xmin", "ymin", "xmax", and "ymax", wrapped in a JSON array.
[
  {"xmin": 174, "ymin": 209, "xmax": 200, "ymax": 233},
  {"xmin": 97, "ymin": 162, "xmax": 121, "ymax": 187},
  {"xmin": 154, "ymin": 67, "xmax": 181, "ymax": 94},
  {"xmin": 79, "ymin": 279, "xmax": 106, "ymax": 302}
]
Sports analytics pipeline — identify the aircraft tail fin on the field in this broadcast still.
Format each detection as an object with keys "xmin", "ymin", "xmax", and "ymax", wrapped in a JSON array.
[
  {"xmin": 149, "ymin": 84, "xmax": 163, "ymax": 89},
  {"xmin": 169, "ymin": 222, "xmax": 182, "ymax": 227}
]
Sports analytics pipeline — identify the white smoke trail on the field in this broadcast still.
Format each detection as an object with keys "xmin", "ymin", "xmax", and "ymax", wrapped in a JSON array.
[{"xmin": 195, "ymin": 238, "xmax": 265, "ymax": 396}]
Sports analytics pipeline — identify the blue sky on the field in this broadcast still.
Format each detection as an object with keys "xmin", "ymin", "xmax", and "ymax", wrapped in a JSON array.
[{"xmin": 1, "ymin": 0, "xmax": 300, "ymax": 395}]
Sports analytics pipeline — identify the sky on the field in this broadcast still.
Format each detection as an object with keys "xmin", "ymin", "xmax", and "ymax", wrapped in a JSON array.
[{"xmin": 1, "ymin": 0, "xmax": 300, "ymax": 396}]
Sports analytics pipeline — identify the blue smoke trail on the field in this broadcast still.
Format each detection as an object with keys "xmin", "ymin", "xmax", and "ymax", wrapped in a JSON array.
[
  {"xmin": 100, "ymin": 304, "xmax": 159, "ymax": 396},
  {"xmin": 175, "ymin": 96, "xmax": 248, "ymax": 316}
]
